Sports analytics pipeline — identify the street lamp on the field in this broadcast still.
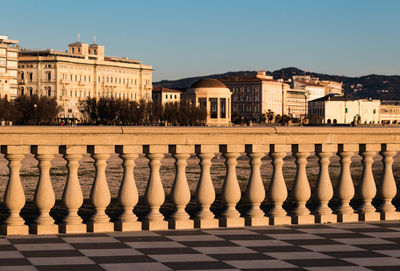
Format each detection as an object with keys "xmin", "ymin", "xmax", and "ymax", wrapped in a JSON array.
[{"xmin": 33, "ymin": 104, "xmax": 37, "ymax": 125}]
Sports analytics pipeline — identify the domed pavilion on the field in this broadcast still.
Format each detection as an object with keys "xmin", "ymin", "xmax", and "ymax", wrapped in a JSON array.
[{"xmin": 184, "ymin": 79, "xmax": 232, "ymax": 126}]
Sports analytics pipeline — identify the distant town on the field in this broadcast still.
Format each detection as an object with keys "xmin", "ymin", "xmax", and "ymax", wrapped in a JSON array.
[{"xmin": 1, "ymin": 34, "xmax": 400, "ymax": 126}]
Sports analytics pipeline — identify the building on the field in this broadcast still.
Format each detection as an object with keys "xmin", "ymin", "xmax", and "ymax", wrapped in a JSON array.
[
  {"xmin": 0, "ymin": 35, "xmax": 19, "ymax": 100},
  {"xmin": 308, "ymin": 94, "xmax": 380, "ymax": 124},
  {"xmin": 184, "ymin": 79, "xmax": 231, "ymax": 126},
  {"xmin": 286, "ymin": 88, "xmax": 309, "ymax": 118},
  {"xmin": 292, "ymin": 75, "xmax": 343, "ymax": 100},
  {"xmin": 18, "ymin": 40, "xmax": 153, "ymax": 121},
  {"xmin": 152, "ymin": 87, "xmax": 181, "ymax": 104},
  {"xmin": 220, "ymin": 71, "xmax": 289, "ymax": 121},
  {"xmin": 320, "ymin": 80, "xmax": 343, "ymax": 95},
  {"xmin": 380, "ymin": 101, "xmax": 400, "ymax": 124}
]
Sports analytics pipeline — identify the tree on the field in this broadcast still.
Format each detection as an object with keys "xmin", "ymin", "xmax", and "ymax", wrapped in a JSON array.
[
  {"xmin": 0, "ymin": 98, "xmax": 15, "ymax": 123},
  {"xmin": 13, "ymin": 95, "xmax": 60, "ymax": 125}
]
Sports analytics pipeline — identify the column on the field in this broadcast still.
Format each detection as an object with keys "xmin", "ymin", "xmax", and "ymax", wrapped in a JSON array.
[
  {"xmin": 194, "ymin": 145, "xmax": 219, "ymax": 228},
  {"xmin": 217, "ymin": 98, "xmax": 220, "ymax": 123},
  {"xmin": 290, "ymin": 144, "xmax": 314, "ymax": 224},
  {"xmin": 335, "ymin": 144, "xmax": 358, "ymax": 222},
  {"xmin": 0, "ymin": 146, "xmax": 30, "ymax": 235},
  {"xmin": 59, "ymin": 146, "xmax": 86, "ymax": 233},
  {"xmin": 267, "ymin": 144, "xmax": 291, "ymax": 225},
  {"xmin": 169, "ymin": 145, "xmax": 194, "ymax": 229},
  {"xmin": 219, "ymin": 145, "xmax": 245, "ymax": 227},
  {"xmin": 115, "ymin": 145, "xmax": 142, "ymax": 231},
  {"xmin": 87, "ymin": 146, "xmax": 114, "ymax": 232},
  {"xmin": 313, "ymin": 144, "xmax": 337, "ymax": 223},
  {"xmin": 378, "ymin": 144, "xmax": 400, "ymax": 220},
  {"xmin": 31, "ymin": 146, "xmax": 59, "ymax": 234},
  {"xmin": 358, "ymin": 144, "xmax": 380, "ymax": 221},
  {"xmin": 244, "ymin": 144, "xmax": 268, "ymax": 226},
  {"xmin": 143, "ymin": 145, "xmax": 168, "ymax": 230}
]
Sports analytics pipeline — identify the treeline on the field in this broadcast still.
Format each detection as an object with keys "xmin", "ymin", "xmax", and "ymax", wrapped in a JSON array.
[
  {"xmin": 0, "ymin": 95, "xmax": 59, "ymax": 125},
  {"xmin": 79, "ymin": 98, "xmax": 207, "ymax": 126}
]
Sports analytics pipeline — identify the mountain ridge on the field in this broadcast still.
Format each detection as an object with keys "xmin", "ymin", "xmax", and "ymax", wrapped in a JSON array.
[{"xmin": 154, "ymin": 67, "xmax": 400, "ymax": 99}]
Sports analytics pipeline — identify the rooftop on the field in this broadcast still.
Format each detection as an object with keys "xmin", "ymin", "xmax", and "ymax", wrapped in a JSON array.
[
  {"xmin": 310, "ymin": 94, "xmax": 379, "ymax": 102},
  {"xmin": 19, "ymin": 49, "xmax": 142, "ymax": 64},
  {"xmin": 219, "ymin": 75, "xmax": 287, "ymax": 84},
  {"xmin": 152, "ymin": 87, "xmax": 181, "ymax": 93}
]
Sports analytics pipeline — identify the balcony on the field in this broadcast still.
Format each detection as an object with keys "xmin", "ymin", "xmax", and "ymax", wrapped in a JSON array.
[{"xmin": 0, "ymin": 126, "xmax": 399, "ymax": 235}]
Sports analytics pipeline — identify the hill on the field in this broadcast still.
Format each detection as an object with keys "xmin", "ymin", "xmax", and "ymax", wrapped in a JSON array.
[{"xmin": 154, "ymin": 67, "xmax": 400, "ymax": 100}]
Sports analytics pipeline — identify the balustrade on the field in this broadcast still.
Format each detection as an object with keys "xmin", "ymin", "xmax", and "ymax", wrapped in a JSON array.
[{"xmin": 0, "ymin": 127, "xmax": 399, "ymax": 235}]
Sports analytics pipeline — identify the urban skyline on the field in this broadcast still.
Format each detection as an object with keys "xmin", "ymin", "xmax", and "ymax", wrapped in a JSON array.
[{"xmin": 1, "ymin": 0, "xmax": 399, "ymax": 81}]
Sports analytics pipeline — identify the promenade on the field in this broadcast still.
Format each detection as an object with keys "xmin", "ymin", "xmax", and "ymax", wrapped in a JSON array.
[{"xmin": 1, "ymin": 221, "xmax": 400, "ymax": 271}]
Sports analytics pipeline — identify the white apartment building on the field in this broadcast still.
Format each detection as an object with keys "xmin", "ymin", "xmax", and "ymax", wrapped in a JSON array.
[
  {"xmin": 0, "ymin": 35, "xmax": 18, "ymax": 100},
  {"xmin": 18, "ymin": 41, "xmax": 153, "ymax": 121},
  {"xmin": 308, "ymin": 95, "xmax": 380, "ymax": 124}
]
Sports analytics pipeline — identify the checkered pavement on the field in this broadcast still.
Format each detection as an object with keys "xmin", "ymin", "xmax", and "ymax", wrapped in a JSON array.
[{"xmin": 1, "ymin": 222, "xmax": 400, "ymax": 270}]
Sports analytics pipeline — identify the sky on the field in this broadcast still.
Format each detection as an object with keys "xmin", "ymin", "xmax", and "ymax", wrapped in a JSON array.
[{"xmin": 1, "ymin": 0, "xmax": 399, "ymax": 81}]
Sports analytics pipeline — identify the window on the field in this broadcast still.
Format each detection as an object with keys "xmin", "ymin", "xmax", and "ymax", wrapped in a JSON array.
[
  {"xmin": 21, "ymin": 72, "xmax": 24, "ymax": 80},
  {"xmin": 29, "ymin": 73, "xmax": 33, "ymax": 81},
  {"xmin": 21, "ymin": 87, "xmax": 24, "ymax": 95},
  {"xmin": 48, "ymin": 88, "xmax": 51, "ymax": 96},
  {"xmin": 220, "ymin": 98, "xmax": 226, "ymax": 118},
  {"xmin": 47, "ymin": 72, "xmax": 51, "ymax": 81},
  {"xmin": 209, "ymin": 98, "xmax": 218, "ymax": 119},
  {"xmin": 165, "ymin": 94, "xmax": 168, "ymax": 99},
  {"xmin": 29, "ymin": 88, "xmax": 33, "ymax": 96}
]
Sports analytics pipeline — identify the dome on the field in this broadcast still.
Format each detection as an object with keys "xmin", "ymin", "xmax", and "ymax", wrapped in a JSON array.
[
  {"xmin": 190, "ymin": 79, "xmax": 227, "ymax": 89},
  {"xmin": 89, "ymin": 43, "xmax": 100, "ymax": 48}
]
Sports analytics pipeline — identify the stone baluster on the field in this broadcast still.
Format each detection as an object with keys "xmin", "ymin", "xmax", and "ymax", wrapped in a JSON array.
[
  {"xmin": 267, "ymin": 144, "xmax": 291, "ymax": 225},
  {"xmin": 219, "ymin": 145, "xmax": 245, "ymax": 227},
  {"xmin": 31, "ymin": 146, "xmax": 59, "ymax": 234},
  {"xmin": 358, "ymin": 144, "xmax": 380, "ymax": 221},
  {"xmin": 59, "ymin": 146, "xmax": 86, "ymax": 233},
  {"xmin": 194, "ymin": 145, "xmax": 219, "ymax": 228},
  {"xmin": 0, "ymin": 146, "xmax": 29, "ymax": 235},
  {"xmin": 115, "ymin": 145, "xmax": 142, "ymax": 231},
  {"xmin": 313, "ymin": 144, "xmax": 337, "ymax": 223},
  {"xmin": 87, "ymin": 146, "xmax": 114, "ymax": 232},
  {"xmin": 169, "ymin": 145, "xmax": 194, "ymax": 229},
  {"xmin": 290, "ymin": 144, "xmax": 314, "ymax": 224},
  {"xmin": 143, "ymin": 145, "xmax": 168, "ymax": 230},
  {"xmin": 335, "ymin": 144, "xmax": 358, "ymax": 222},
  {"xmin": 378, "ymin": 144, "xmax": 400, "ymax": 220},
  {"xmin": 244, "ymin": 144, "xmax": 268, "ymax": 226}
]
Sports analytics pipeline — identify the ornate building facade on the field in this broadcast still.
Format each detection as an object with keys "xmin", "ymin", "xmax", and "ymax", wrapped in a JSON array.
[{"xmin": 18, "ymin": 41, "xmax": 153, "ymax": 121}]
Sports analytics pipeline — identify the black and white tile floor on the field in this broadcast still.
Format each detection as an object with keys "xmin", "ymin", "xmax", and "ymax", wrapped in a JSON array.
[{"xmin": 2, "ymin": 222, "xmax": 400, "ymax": 270}]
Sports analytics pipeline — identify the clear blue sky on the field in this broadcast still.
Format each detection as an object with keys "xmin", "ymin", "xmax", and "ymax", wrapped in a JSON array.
[{"xmin": 1, "ymin": 0, "xmax": 399, "ymax": 81}]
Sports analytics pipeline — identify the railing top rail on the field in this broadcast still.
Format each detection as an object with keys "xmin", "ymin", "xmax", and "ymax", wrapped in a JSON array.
[
  {"xmin": 0, "ymin": 126, "xmax": 399, "ymax": 134},
  {"xmin": 0, "ymin": 126, "xmax": 399, "ymax": 146}
]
